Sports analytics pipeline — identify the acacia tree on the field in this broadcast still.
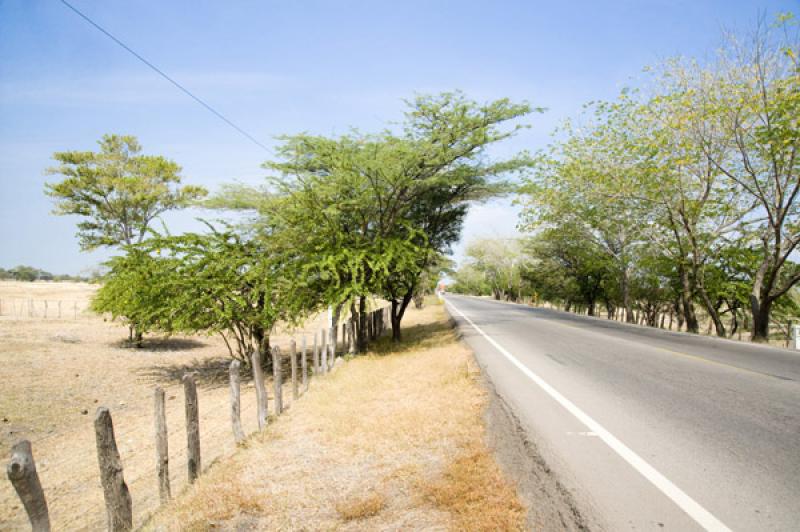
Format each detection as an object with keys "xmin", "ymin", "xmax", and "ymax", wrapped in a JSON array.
[
  {"xmin": 45, "ymin": 134, "xmax": 206, "ymax": 250},
  {"xmin": 218, "ymin": 93, "xmax": 537, "ymax": 343},
  {"xmin": 91, "ymin": 246, "xmax": 182, "ymax": 346},
  {"xmin": 92, "ymin": 227, "xmax": 300, "ymax": 362}
]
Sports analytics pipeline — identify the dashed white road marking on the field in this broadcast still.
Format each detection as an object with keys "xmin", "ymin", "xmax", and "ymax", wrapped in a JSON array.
[{"xmin": 446, "ymin": 299, "xmax": 732, "ymax": 532}]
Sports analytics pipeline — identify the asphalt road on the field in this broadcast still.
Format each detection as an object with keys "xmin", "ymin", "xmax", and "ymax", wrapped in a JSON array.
[{"xmin": 445, "ymin": 294, "xmax": 800, "ymax": 532}]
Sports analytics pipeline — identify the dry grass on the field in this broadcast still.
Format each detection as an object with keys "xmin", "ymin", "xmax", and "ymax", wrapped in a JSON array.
[
  {"xmin": 336, "ymin": 492, "xmax": 387, "ymax": 521},
  {"xmin": 422, "ymin": 444, "xmax": 527, "ymax": 531},
  {"xmin": 0, "ymin": 281, "xmax": 335, "ymax": 530},
  {"xmin": 146, "ymin": 301, "xmax": 527, "ymax": 531}
]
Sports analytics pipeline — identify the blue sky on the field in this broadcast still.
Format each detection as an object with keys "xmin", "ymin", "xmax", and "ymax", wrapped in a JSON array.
[{"xmin": 1, "ymin": 0, "xmax": 796, "ymax": 275}]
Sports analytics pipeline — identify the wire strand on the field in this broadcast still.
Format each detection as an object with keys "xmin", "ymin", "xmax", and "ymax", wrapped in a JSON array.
[{"xmin": 59, "ymin": 0, "xmax": 272, "ymax": 154}]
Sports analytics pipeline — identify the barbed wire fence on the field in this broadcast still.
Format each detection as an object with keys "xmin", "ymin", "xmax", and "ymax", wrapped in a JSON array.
[
  {"xmin": 5, "ymin": 306, "xmax": 391, "ymax": 531},
  {"xmin": 0, "ymin": 298, "xmax": 91, "ymax": 320}
]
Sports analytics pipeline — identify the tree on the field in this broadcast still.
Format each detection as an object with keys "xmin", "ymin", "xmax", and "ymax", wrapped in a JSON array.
[
  {"xmin": 695, "ymin": 18, "xmax": 800, "ymax": 341},
  {"xmin": 45, "ymin": 134, "xmax": 206, "ymax": 250},
  {"xmin": 91, "ymin": 247, "xmax": 182, "ymax": 346},
  {"xmin": 92, "ymin": 226, "xmax": 302, "ymax": 361},
  {"xmin": 215, "ymin": 92, "xmax": 537, "ymax": 342}
]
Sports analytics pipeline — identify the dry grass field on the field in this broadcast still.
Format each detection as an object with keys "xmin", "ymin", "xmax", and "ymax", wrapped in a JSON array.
[
  {"xmin": 0, "ymin": 281, "xmax": 337, "ymax": 530},
  {"xmin": 146, "ymin": 302, "xmax": 526, "ymax": 531}
]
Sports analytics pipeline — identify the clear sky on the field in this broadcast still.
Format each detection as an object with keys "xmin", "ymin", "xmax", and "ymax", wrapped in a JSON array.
[{"xmin": 1, "ymin": 0, "xmax": 796, "ymax": 275}]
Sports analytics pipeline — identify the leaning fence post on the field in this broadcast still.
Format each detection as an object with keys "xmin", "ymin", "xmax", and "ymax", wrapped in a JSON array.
[
  {"xmin": 272, "ymin": 346, "xmax": 283, "ymax": 414},
  {"xmin": 153, "ymin": 387, "xmax": 170, "ymax": 503},
  {"xmin": 229, "ymin": 361, "xmax": 246, "ymax": 444},
  {"xmin": 7, "ymin": 440, "xmax": 50, "ymax": 532},
  {"xmin": 301, "ymin": 335, "xmax": 309, "ymax": 393},
  {"xmin": 183, "ymin": 374, "xmax": 201, "ymax": 483},
  {"xmin": 290, "ymin": 340, "xmax": 299, "ymax": 400},
  {"xmin": 251, "ymin": 351, "xmax": 268, "ymax": 429},
  {"xmin": 94, "ymin": 407, "xmax": 132, "ymax": 531}
]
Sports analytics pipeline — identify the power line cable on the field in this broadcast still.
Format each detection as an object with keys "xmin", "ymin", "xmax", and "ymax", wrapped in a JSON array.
[{"xmin": 59, "ymin": 0, "xmax": 272, "ymax": 154}]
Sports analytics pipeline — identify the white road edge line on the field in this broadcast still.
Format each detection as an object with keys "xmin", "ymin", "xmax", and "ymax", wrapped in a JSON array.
[{"xmin": 446, "ymin": 299, "xmax": 731, "ymax": 532}]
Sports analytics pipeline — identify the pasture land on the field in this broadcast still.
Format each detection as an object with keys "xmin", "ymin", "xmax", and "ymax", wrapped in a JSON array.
[{"xmin": 0, "ymin": 281, "xmax": 333, "ymax": 530}]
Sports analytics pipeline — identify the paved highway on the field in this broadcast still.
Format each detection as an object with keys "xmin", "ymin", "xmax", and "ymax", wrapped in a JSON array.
[{"xmin": 445, "ymin": 295, "xmax": 800, "ymax": 531}]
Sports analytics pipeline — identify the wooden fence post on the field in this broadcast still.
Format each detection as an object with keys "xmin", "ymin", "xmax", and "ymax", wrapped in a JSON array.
[
  {"xmin": 348, "ymin": 319, "xmax": 356, "ymax": 354},
  {"xmin": 7, "ymin": 440, "xmax": 50, "ymax": 532},
  {"xmin": 183, "ymin": 374, "xmax": 201, "ymax": 483},
  {"xmin": 321, "ymin": 329, "xmax": 328, "ymax": 374},
  {"xmin": 329, "ymin": 326, "xmax": 335, "ymax": 363},
  {"xmin": 290, "ymin": 340, "xmax": 299, "ymax": 400},
  {"xmin": 313, "ymin": 331, "xmax": 320, "ymax": 375},
  {"xmin": 251, "ymin": 351, "xmax": 268, "ymax": 429},
  {"xmin": 153, "ymin": 387, "xmax": 170, "ymax": 503},
  {"xmin": 301, "ymin": 335, "xmax": 309, "ymax": 393},
  {"xmin": 94, "ymin": 407, "xmax": 132, "ymax": 531},
  {"xmin": 229, "ymin": 361, "xmax": 246, "ymax": 444},
  {"xmin": 272, "ymin": 346, "xmax": 283, "ymax": 415}
]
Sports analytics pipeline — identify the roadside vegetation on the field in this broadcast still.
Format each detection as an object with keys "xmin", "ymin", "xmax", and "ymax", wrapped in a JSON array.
[
  {"xmin": 451, "ymin": 15, "xmax": 800, "ymax": 344},
  {"xmin": 45, "ymin": 93, "xmax": 535, "ymax": 356},
  {"xmin": 145, "ymin": 303, "xmax": 526, "ymax": 531}
]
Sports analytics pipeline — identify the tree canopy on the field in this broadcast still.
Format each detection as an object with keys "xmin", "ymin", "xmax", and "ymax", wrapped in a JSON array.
[{"xmin": 45, "ymin": 134, "xmax": 207, "ymax": 250}]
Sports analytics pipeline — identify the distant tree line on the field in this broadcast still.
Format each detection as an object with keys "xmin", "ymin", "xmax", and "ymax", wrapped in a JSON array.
[
  {"xmin": 0, "ymin": 265, "xmax": 91, "ymax": 282},
  {"xmin": 451, "ymin": 16, "xmax": 800, "ymax": 343}
]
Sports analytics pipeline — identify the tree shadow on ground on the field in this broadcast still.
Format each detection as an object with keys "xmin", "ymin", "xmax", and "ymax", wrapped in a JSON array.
[
  {"xmin": 111, "ymin": 336, "xmax": 208, "ymax": 352},
  {"xmin": 137, "ymin": 356, "xmax": 252, "ymax": 389},
  {"xmin": 369, "ymin": 316, "xmax": 455, "ymax": 356}
]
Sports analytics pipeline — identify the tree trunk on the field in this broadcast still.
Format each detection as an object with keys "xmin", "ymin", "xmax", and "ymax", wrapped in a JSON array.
[
  {"xmin": 679, "ymin": 265, "xmax": 699, "ymax": 333},
  {"xmin": 358, "ymin": 296, "xmax": 368, "ymax": 352},
  {"xmin": 621, "ymin": 268, "xmax": 635, "ymax": 323},
  {"xmin": 251, "ymin": 326, "xmax": 270, "ymax": 368},
  {"xmin": 390, "ymin": 291, "xmax": 413, "ymax": 342},
  {"xmin": 750, "ymin": 295, "xmax": 772, "ymax": 343},
  {"xmin": 697, "ymin": 289, "xmax": 726, "ymax": 337}
]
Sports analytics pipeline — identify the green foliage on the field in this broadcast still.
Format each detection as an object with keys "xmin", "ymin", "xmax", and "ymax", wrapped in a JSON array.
[
  {"xmin": 91, "ymin": 247, "xmax": 181, "ymax": 346},
  {"xmin": 91, "ymin": 227, "xmax": 298, "ymax": 360},
  {"xmin": 211, "ymin": 92, "xmax": 537, "ymax": 340},
  {"xmin": 513, "ymin": 13, "xmax": 800, "ymax": 341},
  {"xmin": 45, "ymin": 134, "xmax": 207, "ymax": 250}
]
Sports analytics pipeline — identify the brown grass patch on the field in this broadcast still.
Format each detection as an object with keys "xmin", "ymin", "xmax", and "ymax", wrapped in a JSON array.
[
  {"xmin": 145, "ymin": 301, "xmax": 527, "ymax": 531},
  {"xmin": 423, "ymin": 443, "xmax": 527, "ymax": 531},
  {"xmin": 336, "ymin": 492, "xmax": 387, "ymax": 521}
]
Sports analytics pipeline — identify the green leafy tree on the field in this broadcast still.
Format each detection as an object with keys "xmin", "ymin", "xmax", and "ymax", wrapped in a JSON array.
[
  {"xmin": 214, "ymin": 92, "xmax": 537, "ymax": 342},
  {"xmin": 45, "ymin": 134, "xmax": 207, "ymax": 250},
  {"xmin": 91, "ymin": 247, "xmax": 181, "ymax": 346}
]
